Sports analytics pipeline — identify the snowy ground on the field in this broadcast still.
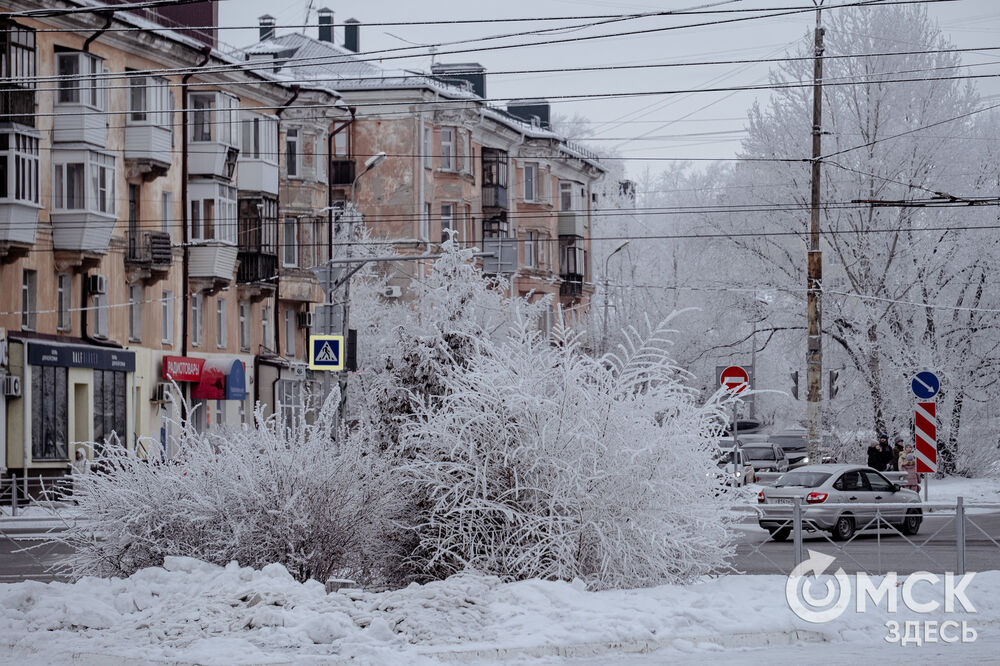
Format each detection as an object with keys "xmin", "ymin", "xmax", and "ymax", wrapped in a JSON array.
[{"xmin": 1, "ymin": 556, "xmax": 997, "ymax": 665}]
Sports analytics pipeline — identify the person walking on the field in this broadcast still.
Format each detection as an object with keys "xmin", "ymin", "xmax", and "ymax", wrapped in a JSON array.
[
  {"xmin": 877, "ymin": 434, "xmax": 893, "ymax": 471},
  {"xmin": 69, "ymin": 448, "xmax": 89, "ymax": 503},
  {"xmin": 899, "ymin": 444, "xmax": 920, "ymax": 492}
]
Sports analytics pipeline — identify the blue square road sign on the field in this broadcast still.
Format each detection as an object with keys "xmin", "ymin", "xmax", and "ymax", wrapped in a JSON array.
[{"xmin": 309, "ymin": 335, "xmax": 345, "ymax": 371}]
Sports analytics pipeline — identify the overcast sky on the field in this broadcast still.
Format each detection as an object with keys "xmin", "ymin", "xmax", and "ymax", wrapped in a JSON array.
[{"xmin": 218, "ymin": 0, "xmax": 1000, "ymax": 177}]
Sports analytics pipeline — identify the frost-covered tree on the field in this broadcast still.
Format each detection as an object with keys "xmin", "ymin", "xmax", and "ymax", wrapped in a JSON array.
[{"xmin": 404, "ymin": 315, "xmax": 735, "ymax": 589}]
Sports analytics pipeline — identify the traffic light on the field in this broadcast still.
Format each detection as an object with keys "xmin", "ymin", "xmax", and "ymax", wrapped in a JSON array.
[
  {"xmin": 790, "ymin": 371, "xmax": 799, "ymax": 400},
  {"xmin": 829, "ymin": 369, "xmax": 839, "ymax": 399}
]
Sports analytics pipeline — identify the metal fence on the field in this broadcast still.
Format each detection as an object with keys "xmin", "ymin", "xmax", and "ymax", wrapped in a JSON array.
[
  {"xmin": 0, "ymin": 474, "xmax": 69, "ymax": 517},
  {"xmin": 734, "ymin": 497, "xmax": 1000, "ymax": 576}
]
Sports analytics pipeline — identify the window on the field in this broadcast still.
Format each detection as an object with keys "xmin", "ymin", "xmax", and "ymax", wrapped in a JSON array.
[
  {"xmin": 57, "ymin": 274, "xmax": 71, "ymax": 331},
  {"xmin": 93, "ymin": 293, "xmax": 109, "ymax": 338},
  {"xmin": 216, "ymin": 298, "xmax": 227, "ymax": 348},
  {"xmin": 284, "ymin": 309, "xmax": 296, "ymax": 356},
  {"xmin": 93, "ymin": 370, "xmax": 127, "ymax": 451},
  {"xmin": 315, "ymin": 133, "xmax": 326, "ymax": 182},
  {"xmin": 440, "ymin": 203, "xmax": 454, "ymax": 242},
  {"xmin": 462, "ymin": 131, "xmax": 471, "ymax": 173},
  {"xmin": 282, "ymin": 216, "xmax": 297, "ymax": 266},
  {"xmin": 191, "ymin": 293, "xmax": 203, "ymax": 346},
  {"xmin": 481, "ymin": 148, "xmax": 508, "ymax": 187},
  {"xmin": 56, "ymin": 52, "xmax": 104, "ymax": 108},
  {"xmin": 129, "ymin": 284, "xmax": 142, "ymax": 341},
  {"xmin": 52, "ymin": 151, "xmax": 115, "ymax": 214},
  {"xmin": 21, "ymin": 269, "xmax": 36, "ymax": 330},
  {"xmin": 559, "ymin": 238, "xmax": 586, "ymax": 278},
  {"xmin": 189, "ymin": 182, "xmax": 237, "ymax": 242},
  {"xmin": 31, "ymin": 366, "xmax": 68, "ymax": 461},
  {"xmin": 523, "ymin": 231, "xmax": 536, "ymax": 268},
  {"xmin": 189, "ymin": 92, "xmax": 239, "ymax": 145},
  {"xmin": 276, "ymin": 379, "xmax": 304, "ymax": 434},
  {"xmin": 421, "ymin": 202, "xmax": 430, "ymax": 240},
  {"xmin": 864, "ymin": 471, "xmax": 894, "ymax": 493},
  {"xmin": 215, "ymin": 400, "xmax": 226, "ymax": 428},
  {"xmin": 0, "ymin": 22, "xmax": 37, "ymax": 122},
  {"xmin": 441, "ymin": 128, "xmax": 454, "ymax": 170},
  {"xmin": 524, "ymin": 162, "xmax": 537, "ymax": 201},
  {"xmin": 333, "ymin": 130, "xmax": 348, "ymax": 157},
  {"xmin": 161, "ymin": 191, "xmax": 172, "ymax": 239},
  {"xmin": 127, "ymin": 74, "xmax": 170, "ymax": 126},
  {"xmin": 0, "ymin": 131, "xmax": 40, "ymax": 204},
  {"xmin": 422, "ymin": 126, "xmax": 432, "ymax": 168},
  {"xmin": 560, "ymin": 181, "xmax": 574, "ymax": 211},
  {"xmin": 286, "ymin": 128, "xmax": 300, "ymax": 177},
  {"xmin": 239, "ymin": 301, "xmax": 250, "ymax": 351},
  {"xmin": 262, "ymin": 304, "xmax": 273, "ymax": 350},
  {"xmin": 240, "ymin": 112, "xmax": 277, "ymax": 164},
  {"xmin": 162, "ymin": 290, "xmax": 174, "ymax": 343}
]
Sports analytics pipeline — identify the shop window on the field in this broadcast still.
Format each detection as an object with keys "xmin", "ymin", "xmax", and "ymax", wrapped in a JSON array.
[{"xmin": 31, "ymin": 365, "xmax": 68, "ymax": 461}]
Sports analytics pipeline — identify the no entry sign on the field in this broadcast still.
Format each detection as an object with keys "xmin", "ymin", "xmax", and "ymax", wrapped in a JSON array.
[{"xmin": 720, "ymin": 365, "xmax": 750, "ymax": 394}]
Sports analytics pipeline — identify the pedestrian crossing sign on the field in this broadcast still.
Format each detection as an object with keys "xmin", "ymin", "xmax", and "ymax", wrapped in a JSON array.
[{"xmin": 308, "ymin": 335, "xmax": 345, "ymax": 371}]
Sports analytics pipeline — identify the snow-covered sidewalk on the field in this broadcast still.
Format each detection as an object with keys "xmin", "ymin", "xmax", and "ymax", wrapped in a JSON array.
[{"xmin": 1, "ymin": 557, "xmax": 996, "ymax": 664}]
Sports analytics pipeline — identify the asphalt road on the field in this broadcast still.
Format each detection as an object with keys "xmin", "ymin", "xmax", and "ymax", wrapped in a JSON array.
[
  {"xmin": 0, "ymin": 519, "xmax": 73, "ymax": 583},
  {"xmin": 733, "ymin": 510, "xmax": 1000, "ymax": 574}
]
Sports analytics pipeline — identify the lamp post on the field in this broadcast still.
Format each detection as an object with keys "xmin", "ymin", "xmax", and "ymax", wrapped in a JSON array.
[
  {"xmin": 601, "ymin": 239, "xmax": 630, "ymax": 355},
  {"xmin": 338, "ymin": 151, "xmax": 386, "ymax": 431}
]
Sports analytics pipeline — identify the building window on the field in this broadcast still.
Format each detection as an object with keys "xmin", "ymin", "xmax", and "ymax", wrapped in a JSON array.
[
  {"xmin": 462, "ymin": 131, "xmax": 471, "ymax": 173},
  {"xmin": 129, "ymin": 284, "xmax": 142, "ymax": 342},
  {"xmin": 215, "ymin": 400, "xmax": 226, "ymax": 428},
  {"xmin": 189, "ymin": 92, "xmax": 239, "ymax": 145},
  {"xmin": 21, "ymin": 269, "xmax": 36, "ymax": 330},
  {"xmin": 421, "ymin": 202, "xmax": 430, "ymax": 241},
  {"xmin": 31, "ymin": 365, "xmax": 68, "ymax": 461},
  {"xmin": 216, "ymin": 298, "xmax": 227, "ymax": 348},
  {"xmin": 93, "ymin": 293, "xmax": 109, "ymax": 338},
  {"xmin": 524, "ymin": 162, "xmax": 537, "ymax": 201},
  {"xmin": 239, "ymin": 301, "xmax": 250, "ymax": 352},
  {"xmin": 440, "ymin": 128, "xmax": 455, "ymax": 170},
  {"xmin": 189, "ymin": 182, "xmax": 237, "ymax": 242},
  {"xmin": 0, "ymin": 131, "xmax": 40, "ymax": 204},
  {"xmin": 162, "ymin": 290, "xmax": 173, "ymax": 343},
  {"xmin": 440, "ymin": 203, "xmax": 454, "ymax": 242},
  {"xmin": 276, "ymin": 379, "xmax": 304, "ymax": 433},
  {"xmin": 286, "ymin": 128, "xmax": 300, "ymax": 177},
  {"xmin": 93, "ymin": 369, "xmax": 127, "ymax": 451},
  {"xmin": 56, "ymin": 51, "xmax": 104, "ymax": 109},
  {"xmin": 423, "ymin": 126, "xmax": 432, "ymax": 168},
  {"xmin": 0, "ymin": 22, "xmax": 37, "ymax": 123},
  {"xmin": 284, "ymin": 309, "xmax": 296, "ymax": 356},
  {"xmin": 53, "ymin": 151, "xmax": 115, "ymax": 214},
  {"xmin": 315, "ymin": 133, "xmax": 326, "ymax": 183},
  {"xmin": 262, "ymin": 304, "xmax": 273, "ymax": 350},
  {"xmin": 161, "ymin": 191, "xmax": 172, "ymax": 239},
  {"xmin": 57, "ymin": 274, "xmax": 71, "ymax": 331},
  {"xmin": 191, "ymin": 293, "xmax": 203, "ymax": 346},
  {"xmin": 127, "ymin": 73, "xmax": 171, "ymax": 127},
  {"xmin": 523, "ymin": 231, "xmax": 536, "ymax": 268},
  {"xmin": 282, "ymin": 216, "xmax": 297, "ymax": 267},
  {"xmin": 240, "ymin": 112, "xmax": 277, "ymax": 164},
  {"xmin": 560, "ymin": 181, "xmax": 574, "ymax": 211}
]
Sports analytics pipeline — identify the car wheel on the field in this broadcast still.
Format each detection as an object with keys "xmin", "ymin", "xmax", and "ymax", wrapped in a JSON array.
[
  {"xmin": 831, "ymin": 515, "xmax": 855, "ymax": 541},
  {"xmin": 900, "ymin": 510, "xmax": 922, "ymax": 536},
  {"xmin": 769, "ymin": 526, "xmax": 791, "ymax": 542}
]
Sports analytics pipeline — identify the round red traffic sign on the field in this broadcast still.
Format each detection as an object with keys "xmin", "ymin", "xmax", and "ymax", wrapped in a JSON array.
[{"xmin": 720, "ymin": 365, "xmax": 749, "ymax": 393}]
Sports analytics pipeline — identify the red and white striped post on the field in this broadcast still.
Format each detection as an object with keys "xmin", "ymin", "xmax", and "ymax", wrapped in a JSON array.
[{"xmin": 911, "ymin": 371, "xmax": 940, "ymax": 502}]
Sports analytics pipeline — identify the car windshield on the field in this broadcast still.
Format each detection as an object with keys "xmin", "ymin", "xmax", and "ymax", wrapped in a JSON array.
[
  {"xmin": 774, "ymin": 471, "xmax": 832, "ymax": 488},
  {"xmin": 742, "ymin": 446, "xmax": 776, "ymax": 460}
]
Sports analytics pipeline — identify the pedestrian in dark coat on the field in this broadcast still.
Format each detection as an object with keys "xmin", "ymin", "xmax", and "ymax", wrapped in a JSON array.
[{"xmin": 867, "ymin": 440, "xmax": 882, "ymax": 469}]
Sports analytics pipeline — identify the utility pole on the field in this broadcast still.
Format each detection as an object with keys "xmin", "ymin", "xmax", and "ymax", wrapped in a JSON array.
[{"xmin": 806, "ymin": 0, "xmax": 825, "ymax": 464}]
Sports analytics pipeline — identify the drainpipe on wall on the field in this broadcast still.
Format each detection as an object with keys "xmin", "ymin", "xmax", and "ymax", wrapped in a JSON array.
[
  {"xmin": 82, "ymin": 11, "xmax": 114, "ymax": 52},
  {"xmin": 418, "ymin": 108, "xmax": 426, "ymax": 280},
  {"xmin": 273, "ymin": 86, "xmax": 300, "ymax": 360}
]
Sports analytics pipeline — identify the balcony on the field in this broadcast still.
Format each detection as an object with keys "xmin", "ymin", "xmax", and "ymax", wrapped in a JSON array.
[
  {"xmin": 1, "ymin": 85, "xmax": 34, "ymax": 126},
  {"xmin": 330, "ymin": 158, "xmax": 356, "ymax": 186},
  {"xmin": 125, "ymin": 124, "xmax": 172, "ymax": 179},
  {"xmin": 237, "ymin": 250, "xmax": 277, "ymax": 284},
  {"xmin": 190, "ymin": 143, "xmax": 239, "ymax": 180},
  {"xmin": 125, "ymin": 231, "xmax": 173, "ymax": 280},
  {"xmin": 189, "ymin": 91, "xmax": 240, "ymax": 180},
  {"xmin": 0, "ymin": 126, "xmax": 41, "ymax": 255},
  {"xmin": 53, "ymin": 104, "xmax": 106, "ymax": 147},
  {"xmin": 189, "ymin": 242, "xmax": 239, "ymax": 287},
  {"xmin": 557, "ymin": 212, "xmax": 585, "ymax": 237},
  {"xmin": 237, "ymin": 158, "xmax": 278, "ymax": 195},
  {"xmin": 559, "ymin": 278, "xmax": 584, "ymax": 297},
  {"xmin": 279, "ymin": 267, "xmax": 323, "ymax": 303},
  {"xmin": 482, "ymin": 184, "xmax": 508, "ymax": 210}
]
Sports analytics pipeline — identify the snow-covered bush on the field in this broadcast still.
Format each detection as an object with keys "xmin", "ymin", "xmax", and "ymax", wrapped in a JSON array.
[
  {"xmin": 59, "ymin": 392, "xmax": 412, "ymax": 585},
  {"xmin": 404, "ymin": 316, "xmax": 736, "ymax": 589}
]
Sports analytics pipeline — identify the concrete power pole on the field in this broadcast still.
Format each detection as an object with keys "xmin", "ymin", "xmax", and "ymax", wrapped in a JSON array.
[{"xmin": 806, "ymin": 1, "xmax": 826, "ymax": 464}]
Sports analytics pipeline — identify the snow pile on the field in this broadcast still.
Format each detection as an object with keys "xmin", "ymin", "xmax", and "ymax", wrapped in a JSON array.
[{"xmin": 3, "ymin": 558, "xmax": 997, "ymax": 663}]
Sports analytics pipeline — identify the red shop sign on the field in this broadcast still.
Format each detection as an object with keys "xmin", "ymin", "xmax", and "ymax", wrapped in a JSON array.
[{"xmin": 162, "ymin": 356, "xmax": 205, "ymax": 382}]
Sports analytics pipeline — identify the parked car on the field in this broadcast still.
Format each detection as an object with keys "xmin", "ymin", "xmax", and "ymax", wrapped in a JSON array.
[
  {"xmin": 756, "ymin": 464, "xmax": 922, "ymax": 541},
  {"xmin": 713, "ymin": 447, "xmax": 756, "ymax": 488},
  {"xmin": 740, "ymin": 443, "xmax": 789, "ymax": 473}
]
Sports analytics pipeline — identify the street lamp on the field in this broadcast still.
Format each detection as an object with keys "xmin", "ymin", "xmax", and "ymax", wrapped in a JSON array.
[
  {"xmin": 338, "ymin": 151, "xmax": 387, "ymax": 431},
  {"xmin": 601, "ymin": 239, "xmax": 630, "ymax": 355}
]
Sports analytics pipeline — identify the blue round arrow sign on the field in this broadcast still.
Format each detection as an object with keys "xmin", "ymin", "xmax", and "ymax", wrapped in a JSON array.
[{"xmin": 911, "ymin": 371, "xmax": 939, "ymax": 399}]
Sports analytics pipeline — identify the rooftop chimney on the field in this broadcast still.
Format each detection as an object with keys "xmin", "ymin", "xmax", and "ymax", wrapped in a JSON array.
[
  {"xmin": 430, "ymin": 63, "xmax": 486, "ymax": 99},
  {"xmin": 344, "ymin": 18, "xmax": 360, "ymax": 53},
  {"xmin": 317, "ymin": 8, "xmax": 333, "ymax": 43},
  {"xmin": 507, "ymin": 99, "xmax": 551, "ymax": 130},
  {"xmin": 259, "ymin": 15, "xmax": 275, "ymax": 42}
]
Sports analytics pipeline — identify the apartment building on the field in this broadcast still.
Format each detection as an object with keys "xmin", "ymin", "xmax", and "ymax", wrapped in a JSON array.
[
  {"xmin": 247, "ymin": 12, "xmax": 605, "ymax": 326},
  {"xmin": 0, "ymin": 1, "xmax": 347, "ymax": 479}
]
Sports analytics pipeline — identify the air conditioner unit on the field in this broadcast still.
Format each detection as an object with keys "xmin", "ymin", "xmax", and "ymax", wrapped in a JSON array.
[
  {"xmin": 290, "ymin": 362, "xmax": 307, "ymax": 379},
  {"xmin": 87, "ymin": 274, "xmax": 107, "ymax": 295},
  {"xmin": 150, "ymin": 382, "xmax": 172, "ymax": 403},
  {"xmin": 297, "ymin": 312, "xmax": 314, "ymax": 329},
  {"xmin": 382, "ymin": 286, "xmax": 402, "ymax": 298},
  {"xmin": 3, "ymin": 375, "xmax": 22, "ymax": 398}
]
